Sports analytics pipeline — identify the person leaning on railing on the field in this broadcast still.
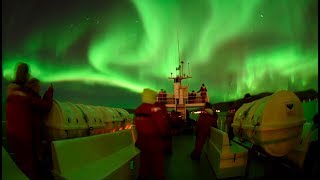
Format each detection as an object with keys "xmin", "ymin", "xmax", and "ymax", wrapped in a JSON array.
[
  {"xmin": 163, "ymin": 91, "xmax": 167, "ymax": 104},
  {"xmin": 158, "ymin": 89, "xmax": 164, "ymax": 102},
  {"xmin": 191, "ymin": 90, "xmax": 196, "ymax": 103},
  {"xmin": 25, "ymin": 78, "xmax": 54, "ymax": 179},
  {"xmin": 197, "ymin": 84, "xmax": 207, "ymax": 103}
]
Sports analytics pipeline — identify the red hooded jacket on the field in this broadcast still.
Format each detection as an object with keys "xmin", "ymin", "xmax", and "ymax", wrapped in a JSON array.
[
  {"xmin": 134, "ymin": 103, "xmax": 168, "ymax": 153},
  {"xmin": 196, "ymin": 108, "xmax": 218, "ymax": 138},
  {"xmin": 6, "ymin": 83, "xmax": 33, "ymax": 142},
  {"xmin": 6, "ymin": 83, "xmax": 53, "ymax": 179},
  {"xmin": 27, "ymin": 87, "xmax": 53, "ymax": 159}
]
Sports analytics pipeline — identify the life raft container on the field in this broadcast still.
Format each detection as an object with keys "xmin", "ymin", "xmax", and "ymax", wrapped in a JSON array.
[
  {"xmin": 232, "ymin": 90, "xmax": 304, "ymax": 157},
  {"xmin": 45, "ymin": 100, "xmax": 132, "ymax": 140}
]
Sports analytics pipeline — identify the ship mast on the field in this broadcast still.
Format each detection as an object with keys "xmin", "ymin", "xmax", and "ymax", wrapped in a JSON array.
[
  {"xmin": 177, "ymin": 30, "xmax": 181, "ymax": 77},
  {"xmin": 169, "ymin": 30, "xmax": 191, "ymax": 81},
  {"xmin": 163, "ymin": 29, "xmax": 207, "ymax": 120}
]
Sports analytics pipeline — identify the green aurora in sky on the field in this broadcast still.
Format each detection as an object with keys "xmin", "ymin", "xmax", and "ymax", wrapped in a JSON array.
[{"xmin": 2, "ymin": 0, "xmax": 318, "ymax": 108}]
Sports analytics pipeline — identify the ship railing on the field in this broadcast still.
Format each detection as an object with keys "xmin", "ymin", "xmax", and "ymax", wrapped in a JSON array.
[
  {"xmin": 156, "ymin": 96, "xmax": 209, "ymax": 104},
  {"xmin": 157, "ymin": 97, "xmax": 175, "ymax": 104}
]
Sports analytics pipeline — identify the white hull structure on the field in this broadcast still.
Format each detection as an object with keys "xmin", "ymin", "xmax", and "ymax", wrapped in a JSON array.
[{"xmin": 156, "ymin": 60, "xmax": 209, "ymax": 120}]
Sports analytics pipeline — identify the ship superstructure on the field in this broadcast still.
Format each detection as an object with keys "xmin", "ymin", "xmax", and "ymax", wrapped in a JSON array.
[{"xmin": 156, "ymin": 59, "xmax": 209, "ymax": 120}]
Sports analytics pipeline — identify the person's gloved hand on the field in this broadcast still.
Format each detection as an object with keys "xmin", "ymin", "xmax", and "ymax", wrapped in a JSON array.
[
  {"xmin": 44, "ymin": 83, "xmax": 54, "ymax": 99},
  {"xmin": 48, "ymin": 83, "xmax": 54, "ymax": 93}
]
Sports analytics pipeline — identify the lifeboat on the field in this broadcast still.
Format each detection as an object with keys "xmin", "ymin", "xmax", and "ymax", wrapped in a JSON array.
[
  {"xmin": 232, "ymin": 90, "xmax": 304, "ymax": 157},
  {"xmin": 45, "ymin": 100, "xmax": 132, "ymax": 141}
]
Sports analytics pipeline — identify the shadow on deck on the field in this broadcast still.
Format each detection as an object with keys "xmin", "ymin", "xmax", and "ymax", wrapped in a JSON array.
[
  {"xmin": 165, "ymin": 134, "xmax": 308, "ymax": 180},
  {"xmin": 165, "ymin": 134, "xmax": 241, "ymax": 180}
]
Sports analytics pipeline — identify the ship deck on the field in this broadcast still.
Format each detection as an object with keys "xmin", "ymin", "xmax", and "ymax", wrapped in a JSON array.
[
  {"xmin": 164, "ymin": 134, "xmax": 216, "ymax": 179},
  {"xmin": 2, "ymin": 128, "xmax": 308, "ymax": 180},
  {"xmin": 165, "ymin": 133, "xmax": 304, "ymax": 180}
]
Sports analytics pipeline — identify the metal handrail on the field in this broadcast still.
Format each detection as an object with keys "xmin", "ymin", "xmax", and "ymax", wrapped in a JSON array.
[{"xmin": 156, "ymin": 95, "xmax": 209, "ymax": 104}]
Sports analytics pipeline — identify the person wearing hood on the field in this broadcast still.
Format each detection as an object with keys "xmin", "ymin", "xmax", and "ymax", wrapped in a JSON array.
[
  {"xmin": 134, "ymin": 88, "xmax": 168, "ymax": 180},
  {"xmin": 197, "ymin": 83, "xmax": 207, "ymax": 103},
  {"xmin": 6, "ymin": 63, "xmax": 39, "ymax": 179},
  {"xmin": 6, "ymin": 62, "xmax": 30, "ymax": 96},
  {"xmin": 243, "ymin": 93, "xmax": 252, "ymax": 104},
  {"xmin": 25, "ymin": 78, "xmax": 54, "ymax": 178},
  {"xmin": 190, "ymin": 102, "xmax": 218, "ymax": 160},
  {"xmin": 158, "ymin": 89, "xmax": 164, "ymax": 102},
  {"xmin": 154, "ymin": 101, "xmax": 172, "ymax": 156}
]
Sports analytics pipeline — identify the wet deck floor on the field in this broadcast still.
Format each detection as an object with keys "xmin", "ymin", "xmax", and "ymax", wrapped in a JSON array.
[
  {"xmin": 164, "ymin": 134, "xmax": 218, "ymax": 180},
  {"xmin": 164, "ymin": 134, "xmax": 308, "ymax": 180},
  {"xmin": 164, "ymin": 134, "xmax": 248, "ymax": 180}
]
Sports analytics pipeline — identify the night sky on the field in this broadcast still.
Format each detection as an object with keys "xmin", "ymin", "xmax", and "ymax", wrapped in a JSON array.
[{"xmin": 2, "ymin": 0, "xmax": 318, "ymax": 109}]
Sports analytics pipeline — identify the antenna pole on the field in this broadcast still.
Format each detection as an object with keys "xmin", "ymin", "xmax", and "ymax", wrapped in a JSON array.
[
  {"xmin": 181, "ymin": 60, "xmax": 184, "ymax": 77},
  {"xmin": 176, "ymin": 29, "xmax": 181, "ymax": 77},
  {"xmin": 177, "ymin": 30, "xmax": 180, "ymax": 63},
  {"xmin": 188, "ymin": 62, "xmax": 190, "ymax": 76}
]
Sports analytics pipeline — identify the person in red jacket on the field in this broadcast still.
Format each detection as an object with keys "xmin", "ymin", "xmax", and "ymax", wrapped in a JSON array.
[
  {"xmin": 197, "ymin": 83, "xmax": 208, "ymax": 103},
  {"xmin": 170, "ymin": 110, "xmax": 185, "ymax": 136},
  {"xmin": 134, "ymin": 89, "xmax": 168, "ymax": 180},
  {"xmin": 6, "ymin": 63, "xmax": 39, "ymax": 179},
  {"xmin": 26, "ymin": 78, "xmax": 54, "ymax": 178},
  {"xmin": 158, "ymin": 89, "xmax": 164, "ymax": 102},
  {"xmin": 154, "ymin": 101, "xmax": 172, "ymax": 156},
  {"xmin": 226, "ymin": 106, "xmax": 237, "ymax": 142},
  {"xmin": 190, "ymin": 102, "xmax": 218, "ymax": 160}
]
